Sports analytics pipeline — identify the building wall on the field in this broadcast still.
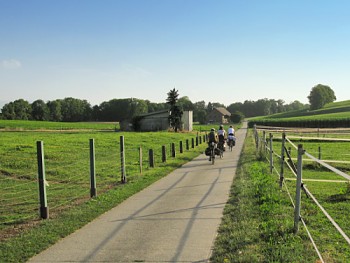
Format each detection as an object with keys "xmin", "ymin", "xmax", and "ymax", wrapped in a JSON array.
[
  {"xmin": 207, "ymin": 110, "xmax": 229, "ymax": 124},
  {"xmin": 139, "ymin": 111, "xmax": 169, "ymax": 131},
  {"xmin": 181, "ymin": 111, "xmax": 193, "ymax": 131}
]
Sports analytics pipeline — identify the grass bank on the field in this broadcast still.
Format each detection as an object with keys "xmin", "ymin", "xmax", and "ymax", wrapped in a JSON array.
[{"xmin": 211, "ymin": 130, "xmax": 319, "ymax": 262}]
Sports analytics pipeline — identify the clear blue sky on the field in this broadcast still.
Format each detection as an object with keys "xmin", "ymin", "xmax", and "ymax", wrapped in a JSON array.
[{"xmin": 1, "ymin": 0, "xmax": 349, "ymax": 107}]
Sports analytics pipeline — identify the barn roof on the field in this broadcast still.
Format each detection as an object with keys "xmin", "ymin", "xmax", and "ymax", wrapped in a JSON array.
[
  {"xmin": 138, "ymin": 109, "xmax": 170, "ymax": 118},
  {"xmin": 215, "ymin": 107, "xmax": 231, "ymax": 116}
]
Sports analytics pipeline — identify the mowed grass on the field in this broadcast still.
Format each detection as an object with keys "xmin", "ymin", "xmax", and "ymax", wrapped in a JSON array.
[
  {"xmin": 0, "ymin": 122, "xmax": 208, "ymax": 262},
  {"xmin": 212, "ymin": 129, "xmax": 350, "ymax": 262},
  {"xmin": 211, "ymin": 131, "xmax": 318, "ymax": 262},
  {"xmin": 266, "ymin": 133, "xmax": 350, "ymax": 261},
  {"xmin": 0, "ymin": 120, "xmax": 119, "ymax": 130}
]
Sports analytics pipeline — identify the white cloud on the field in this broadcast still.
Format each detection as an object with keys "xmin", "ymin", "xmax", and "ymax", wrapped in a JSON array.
[{"xmin": 2, "ymin": 59, "xmax": 22, "ymax": 69}]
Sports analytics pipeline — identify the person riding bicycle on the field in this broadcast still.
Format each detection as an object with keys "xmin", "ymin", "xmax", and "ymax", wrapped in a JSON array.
[
  {"xmin": 228, "ymin": 125, "xmax": 235, "ymax": 136},
  {"xmin": 227, "ymin": 125, "xmax": 236, "ymax": 147},
  {"xmin": 208, "ymin": 128, "xmax": 218, "ymax": 145},
  {"xmin": 217, "ymin": 125, "xmax": 226, "ymax": 151},
  {"xmin": 208, "ymin": 128, "xmax": 218, "ymax": 161},
  {"xmin": 217, "ymin": 125, "xmax": 226, "ymax": 142}
]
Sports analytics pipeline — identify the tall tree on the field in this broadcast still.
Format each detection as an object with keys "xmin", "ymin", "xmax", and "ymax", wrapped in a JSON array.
[
  {"xmin": 308, "ymin": 84, "xmax": 336, "ymax": 110},
  {"xmin": 166, "ymin": 88, "xmax": 183, "ymax": 132},
  {"xmin": 177, "ymin": 96, "xmax": 194, "ymax": 111},
  {"xmin": 1, "ymin": 99, "xmax": 31, "ymax": 120},
  {"xmin": 47, "ymin": 100, "xmax": 62, "ymax": 121},
  {"xmin": 60, "ymin": 97, "xmax": 91, "ymax": 122},
  {"xmin": 31, "ymin": 99, "xmax": 49, "ymax": 121},
  {"xmin": 193, "ymin": 100, "xmax": 207, "ymax": 124}
]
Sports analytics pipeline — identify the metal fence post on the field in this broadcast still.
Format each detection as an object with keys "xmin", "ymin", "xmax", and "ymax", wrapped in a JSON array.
[
  {"xmin": 139, "ymin": 146, "xmax": 142, "ymax": 175},
  {"xmin": 179, "ymin": 141, "xmax": 183, "ymax": 153},
  {"xmin": 37, "ymin": 141, "xmax": 49, "ymax": 219},
  {"xmin": 280, "ymin": 133, "xmax": 286, "ymax": 188},
  {"xmin": 196, "ymin": 133, "xmax": 199, "ymax": 146},
  {"xmin": 149, "ymin": 149, "xmax": 154, "ymax": 167},
  {"xmin": 269, "ymin": 133, "xmax": 273, "ymax": 173},
  {"xmin": 318, "ymin": 146, "xmax": 321, "ymax": 160},
  {"xmin": 120, "ymin": 136, "xmax": 126, "ymax": 183},
  {"xmin": 186, "ymin": 139, "xmax": 189, "ymax": 150},
  {"xmin": 263, "ymin": 131, "xmax": 267, "ymax": 155},
  {"xmin": 294, "ymin": 144, "xmax": 304, "ymax": 233},
  {"xmin": 191, "ymin": 138, "xmax": 195, "ymax": 148},
  {"xmin": 171, "ymin": 143, "xmax": 176, "ymax": 158},
  {"xmin": 89, "ymin": 139, "xmax": 97, "ymax": 197},
  {"xmin": 162, "ymin": 145, "xmax": 166, "ymax": 162}
]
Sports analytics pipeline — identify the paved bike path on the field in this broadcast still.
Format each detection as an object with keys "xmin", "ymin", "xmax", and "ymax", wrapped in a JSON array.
[{"xmin": 28, "ymin": 123, "xmax": 248, "ymax": 263}]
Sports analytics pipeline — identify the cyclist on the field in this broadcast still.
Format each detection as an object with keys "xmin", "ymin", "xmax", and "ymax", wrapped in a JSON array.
[
  {"xmin": 208, "ymin": 128, "xmax": 218, "ymax": 161},
  {"xmin": 228, "ymin": 125, "xmax": 235, "ymax": 136},
  {"xmin": 227, "ymin": 125, "xmax": 236, "ymax": 149},
  {"xmin": 217, "ymin": 125, "xmax": 226, "ymax": 152}
]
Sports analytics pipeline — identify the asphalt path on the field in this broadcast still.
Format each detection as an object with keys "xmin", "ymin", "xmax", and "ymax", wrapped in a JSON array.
[{"xmin": 28, "ymin": 122, "xmax": 248, "ymax": 263}]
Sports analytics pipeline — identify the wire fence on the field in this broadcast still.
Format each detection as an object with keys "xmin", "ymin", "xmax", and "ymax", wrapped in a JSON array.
[
  {"xmin": 0, "ymin": 132, "xmax": 207, "ymax": 228},
  {"xmin": 253, "ymin": 125, "xmax": 350, "ymax": 262}
]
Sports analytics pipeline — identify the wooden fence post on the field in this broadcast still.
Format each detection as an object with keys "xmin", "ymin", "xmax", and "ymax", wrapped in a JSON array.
[
  {"xmin": 120, "ymin": 136, "xmax": 126, "ymax": 183},
  {"xmin": 279, "ymin": 133, "xmax": 286, "ymax": 188},
  {"xmin": 89, "ymin": 139, "xmax": 97, "ymax": 197},
  {"xmin": 294, "ymin": 144, "xmax": 304, "ymax": 233},
  {"xmin": 254, "ymin": 124, "xmax": 259, "ymax": 149},
  {"xmin": 269, "ymin": 133, "xmax": 273, "ymax": 174},
  {"xmin": 162, "ymin": 145, "xmax": 166, "ymax": 162},
  {"xmin": 37, "ymin": 141, "xmax": 49, "ymax": 219},
  {"xmin": 263, "ymin": 131, "xmax": 267, "ymax": 154}
]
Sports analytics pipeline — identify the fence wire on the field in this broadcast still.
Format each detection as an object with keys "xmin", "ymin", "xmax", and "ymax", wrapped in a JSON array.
[{"xmin": 255, "ymin": 126, "xmax": 350, "ymax": 261}]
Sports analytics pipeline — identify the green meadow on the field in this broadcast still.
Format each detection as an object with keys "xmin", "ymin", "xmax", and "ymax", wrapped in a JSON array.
[{"xmin": 0, "ymin": 120, "xmax": 209, "ymax": 262}]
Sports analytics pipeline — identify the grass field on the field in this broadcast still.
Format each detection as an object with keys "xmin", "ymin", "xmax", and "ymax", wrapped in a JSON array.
[
  {"xmin": 0, "ymin": 120, "xmax": 120, "ymax": 131},
  {"xmin": 249, "ymin": 100, "xmax": 350, "ymax": 128},
  {"xmin": 211, "ymin": 128, "xmax": 350, "ymax": 262},
  {"xmin": 4, "ymin": 119, "xmax": 349, "ymax": 262},
  {"xmin": 0, "ymin": 120, "xmax": 210, "ymax": 263},
  {"xmin": 261, "ymin": 130, "xmax": 350, "ymax": 261}
]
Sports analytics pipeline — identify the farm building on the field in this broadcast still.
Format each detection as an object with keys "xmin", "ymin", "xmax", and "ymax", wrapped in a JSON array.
[
  {"xmin": 134, "ymin": 110, "xmax": 193, "ymax": 132},
  {"xmin": 207, "ymin": 107, "xmax": 231, "ymax": 124}
]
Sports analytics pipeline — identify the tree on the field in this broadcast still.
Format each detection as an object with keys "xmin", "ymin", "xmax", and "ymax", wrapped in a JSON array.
[
  {"xmin": 308, "ymin": 84, "xmax": 336, "ymax": 110},
  {"xmin": 60, "ymin": 97, "xmax": 91, "ymax": 122},
  {"xmin": 177, "ymin": 96, "xmax": 194, "ymax": 111},
  {"xmin": 230, "ymin": 111, "xmax": 244, "ymax": 123},
  {"xmin": 193, "ymin": 100, "xmax": 207, "ymax": 124},
  {"xmin": 31, "ymin": 99, "xmax": 49, "ymax": 121},
  {"xmin": 1, "ymin": 99, "xmax": 31, "ymax": 120},
  {"xmin": 166, "ymin": 88, "xmax": 183, "ymax": 132},
  {"xmin": 1, "ymin": 102, "xmax": 16, "ymax": 119},
  {"xmin": 47, "ymin": 100, "xmax": 62, "ymax": 121}
]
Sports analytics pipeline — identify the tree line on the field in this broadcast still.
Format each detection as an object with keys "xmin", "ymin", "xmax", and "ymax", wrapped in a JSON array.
[
  {"xmin": 0, "ymin": 96, "xmax": 310, "ymax": 123},
  {"xmin": 2, "ymin": 84, "xmax": 337, "ymax": 123}
]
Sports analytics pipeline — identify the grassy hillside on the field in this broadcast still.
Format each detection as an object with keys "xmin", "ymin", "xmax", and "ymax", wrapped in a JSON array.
[{"xmin": 249, "ymin": 100, "xmax": 350, "ymax": 128}]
